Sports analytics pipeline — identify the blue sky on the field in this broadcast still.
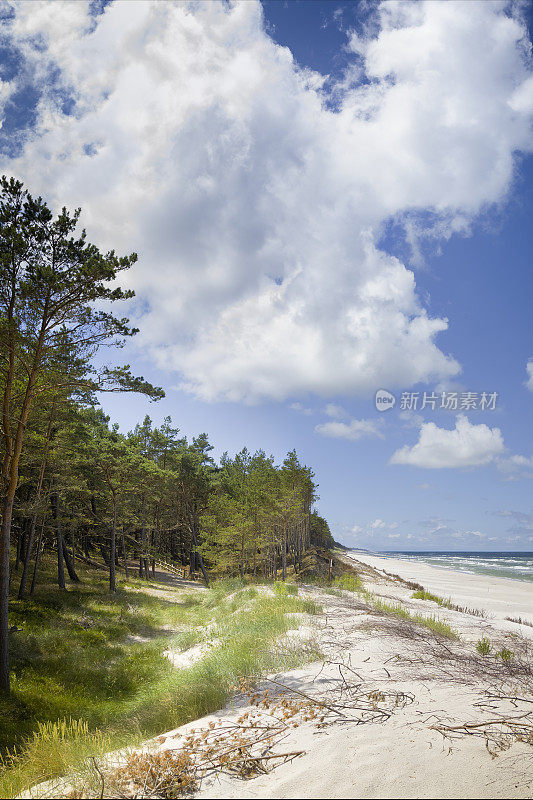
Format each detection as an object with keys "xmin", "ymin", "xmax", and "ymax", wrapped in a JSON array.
[{"xmin": 2, "ymin": 0, "xmax": 533, "ymax": 551}]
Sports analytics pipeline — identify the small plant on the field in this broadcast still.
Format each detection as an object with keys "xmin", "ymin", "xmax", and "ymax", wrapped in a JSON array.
[
  {"xmin": 412, "ymin": 590, "xmax": 487, "ymax": 618},
  {"xmin": 371, "ymin": 598, "xmax": 458, "ymax": 639},
  {"xmin": 412, "ymin": 589, "xmax": 445, "ymax": 605},
  {"xmin": 476, "ymin": 636, "xmax": 491, "ymax": 656},
  {"xmin": 413, "ymin": 614, "xmax": 457, "ymax": 639},
  {"xmin": 333, "ymin": 574, "xmax": 362, "ymax": 592},
  {"xmin": 495, "ymin": 647, "xmax": 514, "ymax": 661}
]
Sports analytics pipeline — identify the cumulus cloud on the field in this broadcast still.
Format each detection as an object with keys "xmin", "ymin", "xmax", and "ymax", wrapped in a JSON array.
[
  {"xmin": 493, "ymin": 508, "xmax": 533, "ymax": 529},
  {"xmin": 315, "ymin": 417, "xmax": 384, "ymax": 442},
  {"xmin": 390, "ymin": 414, "xmax": 504, "ymax": 468},
  {"xmin": 497, "ymin": 453, "xmax": 533, "ymax": 480},
  {"xmin": 526, "ymin": 360, "xmax": 533, "ymax": 391},
  {"xmin": 1, "ymin": 1, "xmax": 533, "ymax": 401},
  {"xmin": 324, "ymin": 403, "xmax": 347, "ymax": 419}
]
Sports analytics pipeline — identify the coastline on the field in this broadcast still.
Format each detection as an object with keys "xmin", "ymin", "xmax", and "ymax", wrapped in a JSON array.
[
  {"xmin": 22, "ymin": 560, "xmax": 533, "ymax": 799},
  {"xmin": 346, "ymin": 550, "xmax": 533, "ymax": 629}
]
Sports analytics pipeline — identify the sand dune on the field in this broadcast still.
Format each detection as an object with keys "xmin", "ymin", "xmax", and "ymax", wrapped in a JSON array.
[
  {"xmin": 347, "ymin": 551, "xmax": 533, "ymax": 631},
  {"xmin": 29, "ymin": 559, "xmax": 532, "ymax": 799},
  {"xmin": 160, "ymin": 561, "xmax": 533, "ymax": 799}
]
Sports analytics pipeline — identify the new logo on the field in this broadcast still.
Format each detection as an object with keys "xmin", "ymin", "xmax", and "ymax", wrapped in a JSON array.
[{"xmin": 375, "ymin": 389, "xmax": 396, "ymax": 411}]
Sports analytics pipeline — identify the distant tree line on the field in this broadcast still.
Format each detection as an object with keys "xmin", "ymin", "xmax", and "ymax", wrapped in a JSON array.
[{"xmin": 0, "ymin": 177, "xmax": 332, "ymax": 694}]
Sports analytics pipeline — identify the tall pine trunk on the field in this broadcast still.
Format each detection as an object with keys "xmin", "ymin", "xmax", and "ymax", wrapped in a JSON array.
[
  {"xmin": 109, "ymin": 494, "xmax": 117, "ymax": 592},
  {"xmin": 0, "ymin": 496, "xmax": 14, "ymax": 693},
  {"xmin": 56, "ymin": 518, "xmax": 66, "ymax": 591},
  {"xmin": 30, "ymin": 519, "xmax": 45, "ymax": 596},
  {"xmin": 282, "ymin": 522, "xmax": 287, "ymax": 581},
  {"xmin": 18, "ymin": 513, "xmax": 38, "ymax": 599},
  {"xmin": 122, "ymin": 528, "xmax": 129, "ymax": 579}
]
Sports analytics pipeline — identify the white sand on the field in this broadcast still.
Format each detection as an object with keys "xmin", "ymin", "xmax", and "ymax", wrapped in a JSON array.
[
  {"xmin": 27, "ymin": 565, "xmax": 532, "ymax": 799},
  {"xmin": 151, "ymin": 564, "xmax": 533, "ymax": 799},
  {"xmin": 347, "ymin": 550, "xmax": 533, "ymax": 630}
]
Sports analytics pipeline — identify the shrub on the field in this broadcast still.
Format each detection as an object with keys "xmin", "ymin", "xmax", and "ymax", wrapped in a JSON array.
[
  {"xmin": 476, "ymin": 637, "xmax": 491, "ymax": 656},
  {"xmin": 495, "ymin": 647, "xmax": 513, "ymax": 661}
]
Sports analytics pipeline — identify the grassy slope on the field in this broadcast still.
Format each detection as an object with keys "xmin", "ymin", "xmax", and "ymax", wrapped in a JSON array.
[{"xmin": 1, "ymin": 560, "xmax": 320, "ymax": 797}]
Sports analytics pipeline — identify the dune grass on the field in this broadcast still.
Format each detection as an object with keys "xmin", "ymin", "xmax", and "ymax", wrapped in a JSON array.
[
  {"xmin": 411, "ymin": 589, "xmax": 487, "ymax": 618},
  {"xmin": 332, "ymin": 574, "xmax": 362, "ymax": 592},
  {"xmin": 1, "ymin": 562, "xmax": 321, "ymax": 797},
  {"xmin": 369, "ymin": 596, "xmax": 459, "ymax": 639},
  {"xmin": 412, "ymin": 589, "xmax": 451, "ymax": 607}
]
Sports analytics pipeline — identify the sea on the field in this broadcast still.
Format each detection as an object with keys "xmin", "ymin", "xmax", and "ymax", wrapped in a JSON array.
[{"xmin": 371, "ymin": 551, "xmax": 533, "ymax": 583}]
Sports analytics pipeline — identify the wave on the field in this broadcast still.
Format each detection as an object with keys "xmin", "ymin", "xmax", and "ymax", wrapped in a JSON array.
[{"xmin": 373, "ymin": 551, "xmax": 533, "ymax": 582}]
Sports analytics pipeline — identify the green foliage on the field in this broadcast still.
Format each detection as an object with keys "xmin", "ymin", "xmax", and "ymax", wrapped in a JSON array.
[
  {"xmin": 333, "ymin": 574, "xmax": 362, "ymax": 592},
  {"xmin": 200, "ymin": 448, "xmax": 317, "ymax": 580},
  {"xmin": 0, "ymin": 567, "xmax": 321, "ymax": 796},
  {"xmin": 476, "ymin": 636, "xmax": 492, "ymax": 655},
  {"xmin": 495, "ymin": 647, "xmax": 514, "ymax": 661},
  {"xmin": 272, "ymin": 582, "xmax": 298, "ymax": 597},
  {"xmin": 309, "ymin": 512, "xmax": 335, "ymax": 548},
  {"xmin": 370, "ymin": 596, "xmax": 458, "ymax": 639},
  {"xmin": 412, "ymin": 589, "xmax": 449, "ymax": 606}
]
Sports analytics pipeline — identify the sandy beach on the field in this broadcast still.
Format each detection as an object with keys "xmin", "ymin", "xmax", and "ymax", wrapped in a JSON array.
[
  {"xmin": 24, "ymin": 557, "xmax": 532, "ymax": 799},
  {"xmin": 191, "ymin": 557, "xmax": 531, "ymax": 798},
  {"xmin": 50, "ymin": 556, "xmax": 529, "ymax": 800},
  {"xmin": 347, "ymin": 551, "xmax": 533, "ymax": 631}
]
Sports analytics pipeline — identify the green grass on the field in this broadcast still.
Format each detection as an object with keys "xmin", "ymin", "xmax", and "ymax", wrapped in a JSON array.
[
  {"xmin": 412, "ymin": 589, "xmax": 451, "ymax": 607},
  {"xmin": 1, "ymin": 562, "xmax": 322, "ymax": 797},
  {"xmin": 370, "ymin": 597, "xmax": 458, "ymax": 639},
  {"xmin": 412, "ymin": 589, "xmax": 487, "ymax": 619},
  {"xmin": 333, "ymin": 574, "xmax": 362, "ymax": 592},
  {"xmin": 298, "ymin": 570, "xmax": 363, "ymax": 593}
]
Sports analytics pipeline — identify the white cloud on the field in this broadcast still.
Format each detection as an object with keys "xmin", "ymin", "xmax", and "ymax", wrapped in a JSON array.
[
  {"xmin": 324, "ymin": 403, "xmax": 347, "ymax": 419},
  {"xmin": 526, "ymin": 360, "xmax": 533, "ymax": 391},
  {"xmin": 315, "ymin": 417, "xmax": 384, "ymax": 442},
  {"xmin": 497, "ymin": 453, "xmax": 533, "ymax": 480},
  {"xmin": 289, "ymin": 402, "xmax": 312, "ymax": 415},
  {"xmin": 2, "ymin": 1, "xmax": 533, "ymax": 401},
  {"xmin": 451, "ymin": 530, "xmax": 486, "ymax": 540},
  {"xmin": 390, "ymin": 414, "xmax": 504, "ymax": 468}
]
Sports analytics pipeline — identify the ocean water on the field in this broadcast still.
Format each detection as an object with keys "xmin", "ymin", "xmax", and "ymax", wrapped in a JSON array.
[{"xmin": 375, "ymin": 551, "xmax": 533, "ymax": 583}]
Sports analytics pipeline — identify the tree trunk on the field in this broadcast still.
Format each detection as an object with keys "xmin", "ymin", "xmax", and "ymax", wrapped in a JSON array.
[
  {"xmin": 14, "ymin": 526, "xmax": 22, "ymax": 571},
  {"xmin": 71, "ymin": 521, "xmax": 76, "ymax": 563},
  {"xmin": 18, "ymin": 513, "xmax": 38, "ymax": 599},
  {"xmin": 122, "ymin": 528, "xmax": 129, "ymax": 579},
  {"xmin": 109, "ymin": 495, "xmax": 117, "ymax": 592},
  {"xmin": 0, "ymin": 495, "xmax": 14, "ymax": 693},
  {"xmin": 30, "ymin": 518, "xmax": 45, "ymax": 596},
  {"xmin": 62, "ymin": 541, "xmax": 80, "ymax": 583},
  {"xmin": 151, "ymin": 529, "xmax": 156, "ymax": 578},
  {"xmin": 1, "ymin": 318, "xmax": 48, "ymax": 694},
  {"xmin": 282, "ymin": 522, "xmax": 287, "ymax": 581},
  {"xmin": 190, "ymin": 521, "xmax": 209, "ymax": 587},
  {"xmin": 56, "ymin": 517, "xmax": 66, "ymax": 591},
  {"xmin": 140, "ymin": 495, "xmax": 146, "ymax": 579}
]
